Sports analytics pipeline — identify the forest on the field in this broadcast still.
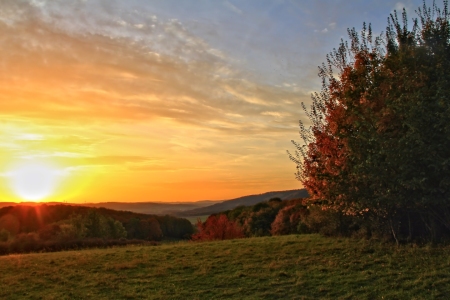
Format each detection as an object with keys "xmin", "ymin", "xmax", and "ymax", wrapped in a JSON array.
[{"xmin": 0, "ymin": 204, "xmax": 193, "ymax": 255}]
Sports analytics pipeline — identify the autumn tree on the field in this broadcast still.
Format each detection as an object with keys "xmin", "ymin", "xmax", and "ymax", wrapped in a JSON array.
[
  {"xmin": 270, "ymin": 199, "xmax": 309, "ymax": 235},
  {"xmin": 289, "ymin": 1, "xmax": 450, "ymax": 241},
  {"xmin": 125, "ymin": 217, "xmax": 163, "ymax": 241},
  {"xmin": 192, "ymin": 214, "xmax": 244, "ymax": 241}
]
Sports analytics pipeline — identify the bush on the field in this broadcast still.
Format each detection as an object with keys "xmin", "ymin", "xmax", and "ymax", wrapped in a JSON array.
[
  {"xmin": 38, "ymin": 224, "xmax": 62, "ymax": 241},
  {"xmin": 192, "ymin": 215, "xmax": 244, "ymax": 241},
  {"xmin": 271, "ymin": 201, "xmax": 309, "ymax": 235},
  {"xmin": 0, "ymin": 229, "xmax": 10, "ymax": 242}
]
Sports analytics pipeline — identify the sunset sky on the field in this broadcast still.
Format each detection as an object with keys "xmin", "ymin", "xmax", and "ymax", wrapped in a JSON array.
[{"xmin": 0, "ymin": 0, "xmax": 424, "ymax": 203}]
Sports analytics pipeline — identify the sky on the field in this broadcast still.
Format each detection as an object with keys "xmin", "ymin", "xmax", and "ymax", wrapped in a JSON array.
[{"xmin": 0, "ymin": 0, "xmax": 425, "ymax": 203}]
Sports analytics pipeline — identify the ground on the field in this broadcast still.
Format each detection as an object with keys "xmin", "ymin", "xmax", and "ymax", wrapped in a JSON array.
[{"xmin": 1, "ymin": 234, "xmax": 449, "ymax": 299}]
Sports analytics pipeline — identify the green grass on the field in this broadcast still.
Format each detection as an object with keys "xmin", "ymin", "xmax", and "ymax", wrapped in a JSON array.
[{"xmin": 2, "ymin": 234, "xmax": 450, "ymax": 299}]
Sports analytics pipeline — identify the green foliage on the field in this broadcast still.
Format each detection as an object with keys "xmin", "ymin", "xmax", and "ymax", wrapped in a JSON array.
[
  {"xmin": 0, "ymin": 229, "xmax": 10, "ymax": 242},
  {"xmin": 268, "ymin": 197, "xmax": 282, "ymax": 203},
  {"xmin": 221, "ymin": 198, "xmax": 307, "ymax": 237},
  {"xmin": 125, "ymin": 217, "xmax": 163, "ymax": 241},
  {"xmin": 227, "ymin": 205, "xmax": 246, "ymax": 221},
  {"xmin": 155, "ymin": 215, "xmax": 194, "ymax": 239},
  {"xmin": 0, "ymin": 204, "xmax": 194, "ymax": 254},
  {"xmin": 64, "ymin": 210, "xmax": 127, "ymax": 240},
  {"xmin": 0, "ymin": 204, "xmax": 193, "ymax": 241},
  {"xmin": 249, "ymin": 206, "xmax": 279, "ymax": 236},
  {"xmin": 38, "ymin": 224, "xmax": 62, "ymax": 240},
  {"xmin": 224, "ymin": 200, "xmax": 281, "ymax": 236},
  {"xmin": 301, "ymin": 206, "xmax": 353, "ymax": 237},
  {"xmin": 270, "ymin": 199, "xmax": 309, "ymax": 235},
  {"xmin": 67, "ymin": 214, "xmax": 87, "ymax": 239},
  {"xmin": 289, "ymin": 0, "xmax": 450, "ymax": 242},
  {"xmin": 2, "ymin": 235, "xmax": 450, "ymax": 298},
  {"xmin": 106, "ymin": 218, "xmax": 128, "ymax": 239},
  {"xmin": 84, "ymin": 210, "xmax": 104, "ymax": 238}
]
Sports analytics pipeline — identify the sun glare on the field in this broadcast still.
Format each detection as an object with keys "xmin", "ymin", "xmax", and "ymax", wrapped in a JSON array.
[{"xmin": 7, "ymin": 162, "xmax": 62, "ymax": 201}]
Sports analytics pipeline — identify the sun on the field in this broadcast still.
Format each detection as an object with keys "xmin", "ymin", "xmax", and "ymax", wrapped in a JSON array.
[{"xmin": 7, "ymin": 162, "xmax": 62, "ymax": 201}]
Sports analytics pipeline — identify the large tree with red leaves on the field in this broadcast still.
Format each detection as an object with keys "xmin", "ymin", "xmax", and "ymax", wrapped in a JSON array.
[{"xmin": 290, "ymin": 1, "xmax": 450, "ymax": 241}]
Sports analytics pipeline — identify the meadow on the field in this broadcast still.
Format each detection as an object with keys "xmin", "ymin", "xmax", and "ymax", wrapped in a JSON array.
[{"xmin": 2, "ymin": 234, "xmax": 450, "ymax": 299}]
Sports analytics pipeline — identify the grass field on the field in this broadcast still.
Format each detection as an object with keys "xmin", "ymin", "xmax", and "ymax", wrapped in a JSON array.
[{"xmin": 2, "ymin": 234, "xmax": 450, "ymax": 299}]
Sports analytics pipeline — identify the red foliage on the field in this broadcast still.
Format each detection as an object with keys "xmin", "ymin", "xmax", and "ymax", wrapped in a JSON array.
[
  {"xmin": 270, "ymin": 199, "xmax": 309, "ymax": 235},
  {"xmin": 191, "ymin": 215, "xmax": 244, "ymax": 241},
  {"xmin": 300, "ymin": 49, "xmax": 387, "ymax": 214}
]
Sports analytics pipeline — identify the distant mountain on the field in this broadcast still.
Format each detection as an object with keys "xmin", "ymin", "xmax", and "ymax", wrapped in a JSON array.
[
  {"xmin": 75, "ymin": 201, "xmax": 221, "ymax": 215},
  {"xmin": 0, "ymin": 201, "xmax": 220, "ymax": 215},
  {"xmin": 0, "ymin": 202, "xmax": 61, "ymax": 209},
  {"xmin": 0, "ymin": 190, "xmax": 309, "ymax": 217},
  {"xmin": 177, "ymin": 189, "xmax": 309, "ymax": 217}
]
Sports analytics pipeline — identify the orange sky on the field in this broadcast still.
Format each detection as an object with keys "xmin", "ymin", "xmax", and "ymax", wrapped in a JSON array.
[
  {"xmin": 0, "ymin": 0, "xmax": 424, "ymax": 203},
  {"xmin": 0, "ymin": 0, "xmax": 314, "ymax": 203}
]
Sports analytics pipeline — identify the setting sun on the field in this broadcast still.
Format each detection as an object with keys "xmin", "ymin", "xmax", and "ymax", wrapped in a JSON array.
[{"xmin": 6, "ymin": 162, "xmax": 62, "ymax": 201}]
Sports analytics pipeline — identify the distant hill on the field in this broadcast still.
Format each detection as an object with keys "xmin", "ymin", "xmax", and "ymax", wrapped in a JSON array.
[
  {"xmin": 0, "ymin": 190, "xmax": 308, "ymax": 217},
  {"xmin": 0, "ymin": 201, "xmax": 221, "ymax": 215},
  {"xmin": 177, "ymin": 189, "xmax": 309, "ymax": 217},
  {"xmin": 0, "ymin": 204, "xmax": 194, "ymax": 240},
  {"xmin": 0, "ymin": 202, "xmax": 63, "ymax": 209},
  {"xmin": 0, "ymin": 203, "xmax": 19, "ymax": 209},
  {"xmin": 78, "ymin": 201, "xmax": 221, "ymax": 215}
]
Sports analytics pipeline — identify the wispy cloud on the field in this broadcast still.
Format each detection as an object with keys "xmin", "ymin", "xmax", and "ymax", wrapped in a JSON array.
[
  {"xmin": 223, "ymin": 1, "xmax": 243, "ymax": 15},
  {"xmin": 0, "ymin": 0, "xmax": 315, "ymax": 201},
  {"xmin": 0, "ymin": 0, "xmax": 307, "ymax": 135}
]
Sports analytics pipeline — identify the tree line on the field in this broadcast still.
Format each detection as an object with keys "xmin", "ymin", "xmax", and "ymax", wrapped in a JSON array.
[
  {"xmin": 192, "ymin": 197, "xmax": 309, "ymax": 241},
  {"xmin": 0, "ymin": 204, "xmax": 194, "ymax": 254}
]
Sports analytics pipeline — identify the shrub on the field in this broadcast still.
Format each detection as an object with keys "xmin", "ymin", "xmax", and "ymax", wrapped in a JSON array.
[
  {"xmin": 192, "ymin": 215, "xmax": 244, "ymax": 241},
  {"xmin": 0, "ymin": 229, "xmax": 10, "ymax": 242},
  {"xmin": 271, "ymin": 201, "xmax": 309, "ymax": 235}
]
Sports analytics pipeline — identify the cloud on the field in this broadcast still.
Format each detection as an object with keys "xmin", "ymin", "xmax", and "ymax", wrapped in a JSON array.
[
  {"xmin": 0, "ymin": 0, "xmax": 308, "ymax": 139},
  {"xmin": 76, "ymin": 155, "xmax": 154, "ymax": 166},
  {"xmin": 21, "ymin": 153, "xmax": 160, "ymax": 168},
  {"xmin": 314, "ymin": 22, "xmax": 337, "ymax": 34},
  {"xmin": 0, "ymin": 0, "xmax": 307, "ymax": 199},
  {"xmin": 223, "ymin": 1, "xmax": 243, "ymax": 15}
]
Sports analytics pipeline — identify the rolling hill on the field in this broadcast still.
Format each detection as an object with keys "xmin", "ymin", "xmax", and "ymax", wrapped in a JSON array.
[
  {"xmin": 177, "ymin": 189, "xmax": 308, "ymax": 217},
  {"xmin": 0, "ymin": 201, "xmax": 220, "ymax": 215},
  {"xmin": 0, "ymin": 189, "xmax": 308, "ymax": 217},
  {"xmin": 78, "ymin": 200, "xmax": 221, "ymax": 215}
]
